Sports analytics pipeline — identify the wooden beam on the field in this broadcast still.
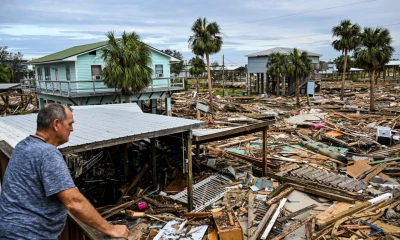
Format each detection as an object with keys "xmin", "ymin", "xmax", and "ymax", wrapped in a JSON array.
[
  {"xmin": 262, "ymin": 129, "xmax": 267, "ymax": 176},
  {"xmin": 248, "ymin": 194, "xmax": 256, "ymax": 238},
  {"xmin": 250, "ymin": 204, "xmax": 278, "ymax": 240},
  {"xmin": 261, "ymin": 198, "xmax": 287, "ymax": 240},
  {"xmin": 193, "ymin": 121, "xmax": 275, "ymax": 144},
  {"xmin": 151, "ymin": 138, "xmax": 157, "ymax": 190},
  {"xmin": 116, "ymin": 164, "xmax": 148, "ymax": 205},
  {"xmin": 363, "ymin": 163, "xmax": 387, "ymax": 182},
  {"xmin": 272, "ymin": 215, "xmax": 314, "ymax": 240},
  {"xmin": 266, "ymin": 187, "xmax": 294, "ymax": 205},
  {"xmin": 186, "ymin": 132, "xmax": 194, "ymax": 211}
]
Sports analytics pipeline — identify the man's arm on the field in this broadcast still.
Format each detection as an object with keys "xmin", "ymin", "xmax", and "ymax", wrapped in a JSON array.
[{"xmin": 57, "ymin": 187, "xmax": 129, "ymax": 239}]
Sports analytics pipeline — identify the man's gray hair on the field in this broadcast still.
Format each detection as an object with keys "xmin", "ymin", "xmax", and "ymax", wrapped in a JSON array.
[{"xmin": 37, "ymin": 103, "xmax": 72, "ymax": 131}]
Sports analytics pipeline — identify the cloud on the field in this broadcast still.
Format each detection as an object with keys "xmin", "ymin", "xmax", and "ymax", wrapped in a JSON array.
[{"xmin": 0, "ymin": 0, "xmax": 398, "ymax": 64}]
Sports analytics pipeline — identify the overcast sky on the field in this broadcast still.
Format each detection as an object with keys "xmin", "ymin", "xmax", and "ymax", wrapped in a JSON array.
[{"xmin": 1, "ymin": 0, "xmax": 399, "ymax": 67}]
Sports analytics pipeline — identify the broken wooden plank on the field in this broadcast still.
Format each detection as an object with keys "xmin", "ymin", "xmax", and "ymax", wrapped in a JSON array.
[
  {"xmin": 266, "ymin": 187, "xmax": 294, "ymax": 205},
  {"xmin": 260, "ymin": 198, "xmax": 287, "ymax": 240},
  {"xmin": 316, "ymin": 202, "xmax": 371, "ymax": 228},
  {"xmin": 116, "ymin": 164, "xmax": 148, "ymax": 204},
  {"xmin": 249, "ymin": 204, "xmax": 277, "ymax": 240},
  {"xmin": 271, "ymin": 214, "xmax": 314, "ymax": 240},
  {"xmin": 247, "ymin": 194, "xmax": 256, "ymax": 239},
  {"xmin": 363, "ymin": 163, "xmax": 387, "ymax": 182}
]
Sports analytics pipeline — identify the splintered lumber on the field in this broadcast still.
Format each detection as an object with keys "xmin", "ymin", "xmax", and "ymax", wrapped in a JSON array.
[
  {"xmin": 212, "ymin": 210, "xmax": 244, "ymax": 240},
  {"xmin": 184, "ymin": 212, "xmax": 209, "ymax": 218},
  {"xmin": 116, "ymin": 164, "xmax": 149, "ymax": 204},
  {"xmin": 362, "ymin": 163, "xmax": 387, "ymax": 182},
  {"xmin": 277, "ymin": 204, "xmax": 317, "ymax": 222},
  {"xmin": 142, "ymin": 196, "xmax": 176, "ymax": 208},
  {"xmin": 102, "ymin": 199, "xmax": 140, "ymax": 219},
  {"xmin": 260, "ymin": 198, "xmax": 287, "ymax": 240},
  {"xmin": 216, "ymin": 137, "xmax": 259, "ymax": 148},
  {"xmin": 271, "ymin": 215, "xmax": 315, "ymax": 240},
  {"xmin": 250, "ymin": 204, "xmax": 278, "ymax": 240},
  {"xmin": 266, "ymin": 187, "xmax": 294, "ymax": 205},
  {"xmin": 226, "ymin": 151, "xmax": 280, "ymax": 170},
  {"xmin": 248, "ymin": 194, "xmax": 256, "ymax": 239},
  {"xmin": 305, "ymin": 222, "xmax": 313, "ymax": 240},
  {"xmin": 316, "ymin": 202, "xmax": 371, "ymax": 228}
]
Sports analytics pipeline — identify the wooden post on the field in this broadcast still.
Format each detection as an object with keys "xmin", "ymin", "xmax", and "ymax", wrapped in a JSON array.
[
  {"xmin": 261, "ymin": 73, "xmax": 264, "ymax": 94},
  {"xmin": 186, "ymin": 132, "xmax": 194, "ymax": 211},
  {"xmin": 195, "ymin": 143, "xmax": 200, "ymax": 160},
  {"xmin": 124, "ymin": 144, "xmax": 129, "ymax": 179},
  {"xmin": 262, "ymin": 129, "xmax": 268, "ymax": 176},
  {"xmin": 151, "ymin": 138, "xmax": 157, "ymax": 190}
]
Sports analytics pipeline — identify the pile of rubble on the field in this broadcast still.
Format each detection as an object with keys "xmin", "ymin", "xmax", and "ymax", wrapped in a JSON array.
[
  {"xmin": 0, "ymin": 93, "xmax": 38, "ymax": 115},
  {"xmin": 74, "ymin": 87, "xmax": 400, "ymax": 239}
]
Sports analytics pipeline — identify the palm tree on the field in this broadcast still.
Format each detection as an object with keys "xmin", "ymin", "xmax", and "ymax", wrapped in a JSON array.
[
  {"xmin": 188, "ymin": 18, "xmax": 223, "ymax": 115},
  {"xmin": 287, "ymin": 48, "xmax": 312, "ymax": 107},
  {"xmin": 267, "ymin": 53, "xmax": 288, "ymax": 96},
  {"xmin": 101, "ymin": 31, "xmax": 153, "ymax": 103},
  {"xmin": 332, "ymin": 19, "xmax": 361, "ymax": 100},
  {"xmin": 354, "ymin": 27, "xmax": 394, "ymax": 111},
  {"xmin": 189, "ymin": 56, "xmax": 206, "ymax": 97}
]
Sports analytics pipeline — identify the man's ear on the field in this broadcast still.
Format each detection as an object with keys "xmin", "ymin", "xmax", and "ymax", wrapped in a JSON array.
[{"xmin": 52, "ymin": 119, "xmax": 60, "ymax": 131}]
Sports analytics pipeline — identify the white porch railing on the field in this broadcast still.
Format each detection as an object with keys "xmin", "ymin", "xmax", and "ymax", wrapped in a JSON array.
[{"xmin": 20, "ymin": 77, "xmax": 185, "ymax": 97}]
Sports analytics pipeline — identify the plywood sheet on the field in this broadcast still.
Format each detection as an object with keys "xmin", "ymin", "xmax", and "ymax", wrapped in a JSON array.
[{"xmin": 347, "ymin": 160, "xmax": 371, "ymax": 178}]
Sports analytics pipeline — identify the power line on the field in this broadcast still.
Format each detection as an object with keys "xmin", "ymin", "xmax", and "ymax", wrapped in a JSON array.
[{"xmin": 223, "ymin": 0, "xmax": 377, "ymax": 27}]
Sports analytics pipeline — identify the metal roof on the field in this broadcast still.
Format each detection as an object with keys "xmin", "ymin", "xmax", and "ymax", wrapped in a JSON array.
[
  {"xmin": 0, "ymin": 83, "xmax": 21, "ymax": 90},
  {"xmin": 28, "ymin": 41, "xmax": 108, "ymax": 64},
  {"xmin": 28, "ymin": 40, "xmax": 180, "ymax": 64},
  {"xmin": 245, "ymin": 47, "xmax": 322, "ymax": 57},
  {"xmin": 71, "ymin": 103, "xmax": 143, "ymax": 113},
  {"xmin": 0, "ymin": 104, "xmax": 203, "ymax": 154}
]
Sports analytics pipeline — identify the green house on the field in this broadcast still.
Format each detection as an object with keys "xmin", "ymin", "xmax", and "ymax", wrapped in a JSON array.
[{"xmin": 26, "ymin": 41, "xmax": 183, "ymax": 114}]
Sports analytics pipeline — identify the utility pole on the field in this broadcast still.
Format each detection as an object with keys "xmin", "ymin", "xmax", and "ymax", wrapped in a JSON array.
[{"xmin": 222, "ymin": 55, "xmax": 225, "ymax": 96}]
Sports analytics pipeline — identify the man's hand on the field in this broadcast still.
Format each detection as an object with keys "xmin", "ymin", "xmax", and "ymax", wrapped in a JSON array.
[{"xmin": 106, "ymin": 225, "xmax": 129, "ymax": 239}]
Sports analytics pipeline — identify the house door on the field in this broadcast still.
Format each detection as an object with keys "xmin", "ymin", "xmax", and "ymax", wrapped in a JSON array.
[{"xmin": 54, "ymin": 68, "xmax": 60, "ymax": 90}]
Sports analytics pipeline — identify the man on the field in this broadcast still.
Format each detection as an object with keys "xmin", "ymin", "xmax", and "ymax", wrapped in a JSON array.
[{"xmin": 0, "ymin": 103, "xmax": 129, "ymax": 239}]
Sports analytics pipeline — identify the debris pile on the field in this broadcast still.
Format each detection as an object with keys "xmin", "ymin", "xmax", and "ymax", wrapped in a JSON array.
[{"xmin": 71, "ymin": 85, "xmax": 400, "ymax": 239}]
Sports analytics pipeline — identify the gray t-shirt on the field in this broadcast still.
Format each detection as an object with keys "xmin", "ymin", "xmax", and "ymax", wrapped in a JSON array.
[{"xmin": 0, "ymin": 135, "xmax": 75, "ymax": 239}]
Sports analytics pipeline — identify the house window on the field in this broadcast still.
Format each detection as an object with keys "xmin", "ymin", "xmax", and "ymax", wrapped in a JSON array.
[
  {"xmin": 66, "ymin": 66, "xmax": 71, "ymax": 81},
  {"xmin": 91, "ymin": 65, "xmax": 102, "ymax": 80},
  {"xmin": 89, "ymin": 50, "xmax": 96, "ymax": 55},
  {"xmin": 44, "ymin": 67, "xmax": 51, "ymax": 80},
  {"xmin": 37, "ymin": 67, "xmax": 43, "ymax": 80},
  {"xmin": 155, "ymin": 64, "xmax": 163, "ymax": 77}
]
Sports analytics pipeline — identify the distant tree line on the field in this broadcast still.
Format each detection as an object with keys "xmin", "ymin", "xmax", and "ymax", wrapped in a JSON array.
[{"xmin": 0, "ymin": 46, "xmax": 34, "ymax": 83}]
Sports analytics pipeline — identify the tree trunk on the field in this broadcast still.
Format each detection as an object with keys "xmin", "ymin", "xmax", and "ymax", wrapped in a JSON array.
[
  {"xmin": 282, "ymin": 76, "xmax": 286, "ymax": 96},
  {"xmin": 370, "ymin": 70, "xmax": 375, "ymax": 111},
  {"xmin": 206, "ymin": 53, "xmax": 213, "ymax": 115},
  {"xmin": 276, "ymin": 74, "xmax": 280, "ymax": 96},
  {"xmin": 296, "ymin": 75, "xmax": 300, "ymax": 107},
  {"xmin": 196, "ymin": 76, "xmax": 199, "ymax": 97},
  {"xmin": 125, "ymin": 94, "xmax": 130, "ymax": 103},
  {"xmin": 340, "ymin": 49, "xmax": 348, "ymax": 100}
]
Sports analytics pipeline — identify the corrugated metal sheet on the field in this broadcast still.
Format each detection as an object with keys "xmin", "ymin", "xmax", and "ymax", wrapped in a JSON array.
[
  {"xmin": 0, "ymin": 105, "xmax": 202, "ymax": 150},
  {"xmin": 192, "ymin": 127, "xmax": 238, "ymax": 138},
  {"xmin": 71, "ymin": 103, "xmax": 143, "ymax": 113},
  {"xmin": 0, "ymin": 83, "xmax": 21, "ymax": 90}
]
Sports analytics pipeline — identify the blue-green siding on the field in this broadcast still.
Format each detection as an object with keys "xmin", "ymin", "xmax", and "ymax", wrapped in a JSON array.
[
  {"xmin": 34, "ymin": 47, "xmax": 173, "ymax": 96},
  {"xmin": 150, "ymin": 50, "xmax": 170, "ymax": 87},
  {"xmin": 35, "ymin": 62, "xmax": 76, "ymax": 92}
]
